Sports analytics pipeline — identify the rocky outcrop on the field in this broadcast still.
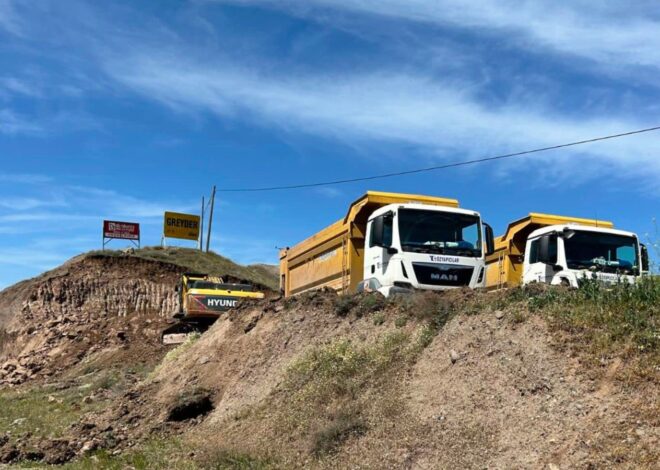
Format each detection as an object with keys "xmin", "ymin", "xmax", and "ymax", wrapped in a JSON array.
[{"xmin": 0, "ymin": 255, "xmax": 182, "ymax": 386}]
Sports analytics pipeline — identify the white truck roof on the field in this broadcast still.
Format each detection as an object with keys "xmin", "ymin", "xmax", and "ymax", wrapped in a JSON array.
[{"xmin": 529, "ymin": 223, "xmax": 637, "ymax": 239}]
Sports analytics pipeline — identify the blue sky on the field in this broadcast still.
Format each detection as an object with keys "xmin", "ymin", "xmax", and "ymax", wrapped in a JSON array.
[{"xmin": 1, "ymin": 0, "xmax": 659, "ymax": 288}]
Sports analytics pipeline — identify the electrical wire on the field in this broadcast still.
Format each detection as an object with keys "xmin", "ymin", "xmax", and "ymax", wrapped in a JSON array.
[{"xmin": 215, "ymin": 125, "xmax": 660, "ymax": 192}]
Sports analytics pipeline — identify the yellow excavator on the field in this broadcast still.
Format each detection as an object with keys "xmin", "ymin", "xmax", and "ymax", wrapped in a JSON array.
[{"xmin": 162, "ymin": 273, "xmax": 265, "ymax": 344}]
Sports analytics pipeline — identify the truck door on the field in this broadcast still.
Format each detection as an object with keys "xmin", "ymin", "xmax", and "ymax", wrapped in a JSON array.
[
  {"xmin": 368, "ymin": 212, "xmax": 394, "ymax": 280},
  {"xmin": 524, "ymin": 235, "xmax": 558, "ymax": 284}
]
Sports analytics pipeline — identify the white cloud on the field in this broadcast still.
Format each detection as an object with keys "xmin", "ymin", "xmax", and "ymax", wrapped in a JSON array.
[
  {"xmin": 105, "ymin": 52, "xmax": 660, "ymax": 185},
  {"xmin": 215, "ymin": 0, "xmax": 660, "ymax": 70},
  {"xmin": 0, "ymin": 76, "xmax": 41, "ymax": 98},
  {"xmin": 0, "ymin": 108, "xmax": 42, "ymax": 134},
  {"xmin": 0, "ymin": 0, "xmax": 22, "ymax": 36},
  {"xmin": 0, "ymin": 196, "xmax": 67, "ymax": 211},
  {"xmin": 0, "ymin": 173, "xmax": 52, "ymax": 184}
]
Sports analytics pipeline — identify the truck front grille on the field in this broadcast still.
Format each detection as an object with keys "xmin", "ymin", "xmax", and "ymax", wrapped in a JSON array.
[{"xmin": 412, "ymin": 263, "xmax": 474, "ymax": 287}]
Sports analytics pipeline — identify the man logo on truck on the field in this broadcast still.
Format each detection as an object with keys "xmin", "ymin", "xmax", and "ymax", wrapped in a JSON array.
[{"xmin": 431, "ymin": 273, "xmax": 458, "ymax": 282}]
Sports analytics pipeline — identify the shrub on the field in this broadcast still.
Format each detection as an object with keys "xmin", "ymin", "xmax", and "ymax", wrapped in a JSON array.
[
  {"xmin": 355, "ymin": 293, "xmax": 387, "ymax": 317},
  {"xmin": 333, "ymin": 295, "xmax": 358, "ymax": 317}
]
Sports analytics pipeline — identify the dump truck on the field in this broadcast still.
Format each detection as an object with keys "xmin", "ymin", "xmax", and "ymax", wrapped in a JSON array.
[
  {"xmin": 485, "ymin": 213, "xmax": 649, "ymax": 289},
  {"xmin": 162, "ymin": 273, "xmax": 265, "ymax": 344},
  {"xmin": 279, "ymin": 191, "xmax": 495, "ymax": 297}
]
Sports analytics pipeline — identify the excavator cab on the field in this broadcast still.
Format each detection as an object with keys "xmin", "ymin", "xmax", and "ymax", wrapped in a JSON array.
[{"xmin": 163, "ymin": 273, "xmax": 265, "ymax": 344}]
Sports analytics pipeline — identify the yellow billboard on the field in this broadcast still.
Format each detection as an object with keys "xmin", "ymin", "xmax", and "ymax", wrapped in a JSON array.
[{"xmin": 164, "ymin": 212, "xmax": 201, "ymax": 241}]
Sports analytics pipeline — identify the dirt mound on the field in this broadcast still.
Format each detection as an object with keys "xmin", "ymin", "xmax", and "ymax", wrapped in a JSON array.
[
  {"xmin": 1, "ymin": 271, "xmax": 657, "ymax": 467},
  {"xmin": 0, "ymin": 254, "xmax": 183, "ymax": 385},
  {"xmin": 67, "ymin": 288, "xmax": 658, "ymax": 468}
]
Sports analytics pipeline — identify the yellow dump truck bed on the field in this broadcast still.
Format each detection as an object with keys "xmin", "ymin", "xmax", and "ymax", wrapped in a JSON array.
[
  {"xmin": 485, "ymin": 213, "xmax": 613, "ymax": 289},
  {"xmin": 279, "ymin": 191, "xmax": 459, "ymax": 296}
]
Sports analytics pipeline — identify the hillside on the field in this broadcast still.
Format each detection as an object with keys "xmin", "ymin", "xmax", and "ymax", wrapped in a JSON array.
[
  {"xmin": 0, "ymin": 253, "xmax": 657, "ymax": 468},
  {"xmin": 0, "ymin": 248, "xmax": 278, "ymax": 386},
  {"xmin": 92, "ymin": 247, "xmax": 279, "ymax": 290}
]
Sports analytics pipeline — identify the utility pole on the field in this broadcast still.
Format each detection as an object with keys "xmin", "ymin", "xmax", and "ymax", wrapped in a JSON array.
[
  {"xmin": 206, "ymin": 185, "xmax": 216, "ymax": 253},
  {"xmin": 199, "ymin": 196, "xmax": 205, "ymax": 251}
]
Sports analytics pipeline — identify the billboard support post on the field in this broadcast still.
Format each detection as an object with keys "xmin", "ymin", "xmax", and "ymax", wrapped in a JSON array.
[
  {"xmin": 199, "ymin": 196, "xmax": 205, "ymax": 251},
  {"xmin": 206, "ymin": 185, "xmax": 216, "ymax": 253}
]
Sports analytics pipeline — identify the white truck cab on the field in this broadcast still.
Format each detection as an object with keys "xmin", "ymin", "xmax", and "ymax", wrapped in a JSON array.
[
  {"xmin": 362, "ymin": 203, "xmax": 494, "ymax": 296},
  {"xmin": 522, "ymin": 224, "xmax": 648, "ymax": 288}
]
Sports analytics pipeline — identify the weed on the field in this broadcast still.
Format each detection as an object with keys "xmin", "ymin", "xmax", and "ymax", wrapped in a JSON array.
[
  {"xmin": 394, "ymin": 316, "xmax": 407, "ymax": 328},
  {"xmin": 397, "ymin": 291, "xmax": 455, "ymax": 327},
  {"xmin": 90, "ymin": 371, "xmax": 120, "ymax": 392},
  {"xmin": 311, "ymin": 413, "xmax": 367, "ymax": 456},
  {"xmin": 510, "ymin": 310, "xmax": 527, "ymax": 324},
  {"xmin": 416, "ymin": 323, "xmax": 437, "ymax": 350},
  {"xmin": 355, "ymin": 293, "xmax": 387, "ymax": 317},
  {"xmin": 372, "ymin": 313, "xmax": 385, "ymax": 326},
  {"xmin": 333, "ymin": 295, "xmax": 358, "ymax": 317},
  {"xmin": 203, "ymin": 450, "xmax": 273, "ymax": 469}
]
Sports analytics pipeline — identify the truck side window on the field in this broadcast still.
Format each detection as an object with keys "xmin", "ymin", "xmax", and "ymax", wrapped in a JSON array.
[
  {"xmin": 529, "ymin": 239, "xmax": 539, "ymax": 263},
  {"xmin": 548, "ymin": 235, "xmax": 558, "ymax": 263},
  {"xmin": 369, "ymin": 214, "xmax": 393, "ymax": 248},
  {"xmin": 383, "ymin": 215, "xmax": 393, "ymax": 247},
  {"xmin": 369, "ymin": 217, "xmax": 379, "ymax": 247}
]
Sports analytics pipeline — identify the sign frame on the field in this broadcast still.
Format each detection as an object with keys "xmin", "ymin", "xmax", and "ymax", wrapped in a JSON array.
[{"xmin": 102, "ymin": 220, "xmax": 140, "ymax": 250}]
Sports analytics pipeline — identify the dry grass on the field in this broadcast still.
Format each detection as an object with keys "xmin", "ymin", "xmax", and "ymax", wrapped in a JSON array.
[{"xmin": 90, "ymin": 247, "xmax": 279, "ymax": 290}]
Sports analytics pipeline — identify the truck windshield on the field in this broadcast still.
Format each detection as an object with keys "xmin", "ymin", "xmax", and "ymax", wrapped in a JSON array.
[
  {"xmin": 564, "ymin": 231, "xmax": 639, "ymax": 275},
  {"xmin": 398, "ymin": 209, "xmax": 481, "ymax": 257}
]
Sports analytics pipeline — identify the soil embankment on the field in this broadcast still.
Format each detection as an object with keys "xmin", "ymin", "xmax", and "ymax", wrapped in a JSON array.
[{"xmin": 0, "ymin": 253, "xmax": 657, "ymax": 468}]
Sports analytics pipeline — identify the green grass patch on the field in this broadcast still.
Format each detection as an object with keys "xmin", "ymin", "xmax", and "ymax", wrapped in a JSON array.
[
  {"xmin": 197, "ymin": 449, "xmax": 274, "ymax": 470},
  {"xmin": 22, "ymin": 438, "xmax": 198, "ymax": 470},
  {"xmin": 270, "ymin": 330, "xmax": 423, "ymax": 457},
  {"xmin": 515, "ymin": 278, "xmax": 659, "ymax": 359},
  {"xmin": 0, "ymin": 385, "xmax": 97, "ymax": 441}
]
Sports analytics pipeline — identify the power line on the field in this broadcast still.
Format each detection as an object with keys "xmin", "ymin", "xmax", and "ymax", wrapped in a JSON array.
[{"xmin": 216, "ymin": 125, "xmax": 660, "ymax": 192}]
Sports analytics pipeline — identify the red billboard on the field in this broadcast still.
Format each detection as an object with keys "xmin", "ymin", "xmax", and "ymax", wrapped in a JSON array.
[{"xmin": 103, "ymin": 220, "xmax": 140, "ymax": 240}]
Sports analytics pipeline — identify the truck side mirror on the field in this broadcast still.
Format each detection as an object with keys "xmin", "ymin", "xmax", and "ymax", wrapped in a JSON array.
[
  {"xmin": 484, "ymin": 223, "xmax": 495, "ymax": 255},
  {"xmin": 562, "ymin": 227, "xmax": 576, "ymax": 239},
  {"xmin": 641, "ymin": 244, "xmax": 649, "ymax": 272}
]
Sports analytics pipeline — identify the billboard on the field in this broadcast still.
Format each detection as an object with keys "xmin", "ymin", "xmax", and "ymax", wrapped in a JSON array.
[
  {"xmin": 103, "ymin": 220, "xmax": 140, "ymax": 240},
  {"xmin": 164, "ymin": 211, "xmax": 201, "ymax": 241}
]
